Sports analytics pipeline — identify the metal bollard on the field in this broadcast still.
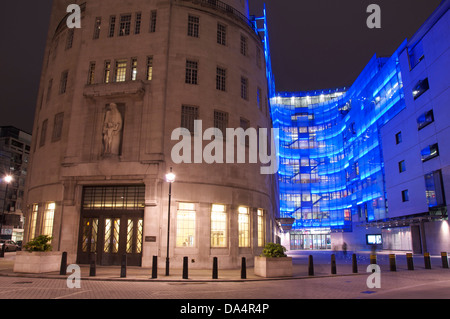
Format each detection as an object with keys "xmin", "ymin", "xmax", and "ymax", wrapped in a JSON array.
[
  {"xmin": 0, "ymin": 242, "xmax": 6, "ymax": 258},
  {"xmin": 212, "ymin": 257, "xmax": 218, "ymax": 279},
  {"xmin": 352, "ymin": 254, "xmax": 358, "ymax": 273},
  {"xmin": 151, "ymin": 256, "xmax": 158, "ymax": 279},
  {"xmin": 60, "ymin": 252, "xmax": 68, "ymax": 275},
  {"xmin": 331, "ymin": 254, "xmax": 337, "ymax": 274},
  {"xmin": 441, "ymin": 252, "xmax": 449, "ymax": 269},
  {"xmin": 241, "ymin": 257, "xmax": 247, "ymax": 279},
  {"xmin": 120, "ymin": 253, "xmax": 127, "ymax": 278},
  {"xmin": 389, "ymin": 254, "xmax": 397, "ymax": 272},
  {"xmin": 406, "ymin": 253, "xmax": 414, "ymax": 270},
  {"xmin": 424, "ymin": 252, "xmax": 431, "ymax": 269},
  {"xmin": 89, "ymin": 253, "xmax": 96, "ymax": 277},
  {"xmin": 183, "ymin": 256, "xmax": 189, "ymax": 279},
  {"xmin": 308, "ymin": 255, "xmax": 314, "ymax": 276},
  {"xmin": 370, "ymin": 254, "xmax": 377, "ymax": 265}
]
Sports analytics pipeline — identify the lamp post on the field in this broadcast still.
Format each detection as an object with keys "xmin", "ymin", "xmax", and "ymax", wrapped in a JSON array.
[
  {"xmin": 165, "ymin": 168, "xmax": 176, "ymax": 276},
  {"xmin": 0, "ymin": 175, "xmax": 13, "ymax": 240}
]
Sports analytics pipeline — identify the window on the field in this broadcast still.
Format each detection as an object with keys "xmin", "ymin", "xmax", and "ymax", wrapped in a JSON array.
[
  {"xmin": 82, "ymin": 186, "xmax": 145, "ymax": 210},
  {"xmin": 29, "ymin": 204, "xmax": 38, "ymax": 240},
  {"xmin": 135, "ymin": 12, "xmax": 142, "ymax": 34},
  {"xmin": 115, "ymin": 60, "xmax": 127, "ymax": 82},
  {"xmin": 424, "ymin": 170, "xmax": 446, "ymax": 207},
  {"xmin": 131, "ymin": 58, "xmax": 138, "ymax": 81},
  {"xmin": 417, "ymin": 109, "xmax": 434, "ymax": 130},
  {"xmin": 42, "ymin": 202, "xmax": 55, "ymax": 237},
  {"xmin": 93, "ymin": 17, "xmax": 102, "ymax": 39},
  {"xmin": 398, "ymin": 160, "xmax": 406, "ymax": 173},
  {"xmin": 240, "ymin": 117, "xmax": 250, "ymax": 146},
  {"xmin": 146, "ymin": 56, "xmax": 153, "ymax": 81},
  {"xmin": 59, "ymin": 71, "xmax": 68, "ymax": 94},
  {"xmin": 176, "ymin": 203, "xmax": 196, "ymax": 247},
  {"xmin": 214, "ymin": 110, "xmax": 228, "ymax": 137},
  {"xmin": 216, "ymin": 67, "xmax": 226, "ymax": 91},
  {"xmin": 241, "ymin": 76, "xmax": 248, "ymax": 100},
  {"xmin": 401, "ymin": 190, "xmax": 409, "ymax": 202},
  {"xmin": 395, "ymin": 132, "xmax": 402, "ymax": 144},
  {"xmin": 188, "ymin": 15, "xmax": 199, "ymax": 37},
  {"xmin": 66, "ymin": 29, "xmax": 74, "ymax": 50},
  {"xmin": 39, "ymin": 119, "xmax": 48, "ymax": 147},
  {"xmin": 104, "ymin": 61, "xmax": 111, "ymax": 83},
  {"xmin": 257, "ymin": 209, "xmax": 265, "ymax": 247},
  {"xmin": 88, "ymin": 62, "xmax": 96, "ymax": 85},
  {"xmin": 46, "ymin": 79, "xmax": 53, "ymax": 102},
  {"xmin": 217, "ymin": 23, "xmax": 226, "ymax": 45},
  {"xmin": 238, "ymin": 206, "xmax": 250, "ymax": 247},
  {"xmin": 408, "ymin": 41, "xmax": 424, "ymax": 69},
  {"xmin": 412, "ymin": 78, "xmax": 429, "ymax": 100},
  {"xmin": 211, "ymin": 204, "xmax": 227, "ymax": 248},
  {"xmin": 52, "ymin": 113, "xmax": 64, "ymax": 142},
  {"xmin": 150, "ymin": 10, "xmax": 157, "ymax": 33},
  {"xmin": 185, "ymin": 60, "xmax": 198, "ymax": 85},
  {"xmin": 119, "ymin": 14, "xmax": 132, "ymax": 36},
  {"xmin": 181, "ymin": 105, "xmax": 199, "ymax": 134},
  {"xmin": 108, "ymin": 16, "xmax": 116, "ymax": 38},
  {"xmin": 240, "ymin": 35, "xmax": 247, "ymax": 56},
  {"xmin": 421, "ymin": 143, "xmax": 439, "ymax": 162}
]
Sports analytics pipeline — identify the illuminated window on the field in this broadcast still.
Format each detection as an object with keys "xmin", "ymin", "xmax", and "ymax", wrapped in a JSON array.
[
  {"xmin": 408, "ymin": 41, "xmax": 424, "ymax": 69},
  {"xmin": 87, "ymin": 62, "xmax": 96, "ymax": 85},
  {"xmin": 188, "ymin": 15, "xmax": 199, "ymax": 37},
  {"xmin": 176, "ymin": 203, "xmax": 196, "ymax": 247},
  {"xmin": 42, "ymin": 202, "xmax": 55, "ymax": 237},
  {"xmin": 104, "ymin": 61, "xmax": 111, "ymax": 83},
  {"xmin": 417, "ymin": 109, "xmax": 434, "ymax": 130},
  {"xmin": 115, "ymin": 60, "xmax": 127, "ymax": 82},
  {"xmin": 421, "ymin": 143, "xmax": 439, "ymax": 162},
  {"xmin": 104, "ymin": 218, "xmax": 120, "ymax": 253},
  {"xmin": 425, "ymin": 170, "xmax": 445, "ymax": 207},
  {"xmin": 29, "ymin": 204, "xmax": 38, "ymax": 240},
  {"xmin": 238, "ymin": 206, "xmax": 250, "ymax": 247},
  {"xmin": 146, "ymin": 56, "xmax": 153, "ymax": 81},
  {"xmin": 131, "ymin": 58, "xmax": 138, "ymax": 81},
  {"xmin": 257, "ymin": 209, "xmax": 265, "ymax": 247},
  {"xmin": 211, "ymin": 204, "xmax": 227, "ymax": 248},
  {"xmin": 412, "ymin": 78, "xmax": 429, "ymax": 100}
]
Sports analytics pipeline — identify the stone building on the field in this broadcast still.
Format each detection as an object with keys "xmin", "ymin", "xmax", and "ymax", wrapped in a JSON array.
[{"xmin": 25, "ymin": 0, "xmax": 279, "ymax": 269}]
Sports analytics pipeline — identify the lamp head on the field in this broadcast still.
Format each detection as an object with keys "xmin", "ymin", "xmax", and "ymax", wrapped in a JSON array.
[
  {"xmin": 165, "ymin": 168, "xmax": 176, "ymax": 183},
  {"xmin": 3, "ymin": 175, "xmax": 13, "ymax": 184}
]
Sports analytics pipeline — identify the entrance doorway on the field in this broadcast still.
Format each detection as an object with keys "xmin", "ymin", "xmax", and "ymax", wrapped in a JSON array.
[
  {"xmin": 77, "ymin": 185, "xmax": 145, "ymax": 266},
  {"xmin": 290, "ymin": 232, "xmax": 331, "ymax": 250}
]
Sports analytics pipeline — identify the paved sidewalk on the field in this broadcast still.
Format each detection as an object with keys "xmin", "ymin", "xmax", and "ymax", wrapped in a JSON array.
[{"xmin": 0, "ymin": 250, "xmax": 447, "ymax": 282}]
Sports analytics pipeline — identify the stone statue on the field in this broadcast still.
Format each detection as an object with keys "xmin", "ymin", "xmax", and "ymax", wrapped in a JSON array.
[{"xmin": 102, "ymin": 103, "xmax": 123, "ymax": 155}]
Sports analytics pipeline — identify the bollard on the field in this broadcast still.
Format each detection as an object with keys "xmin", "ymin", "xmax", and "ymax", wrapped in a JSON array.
[
  {"xmin": 60, "ymin": 252, "xmax": 68, "ymax": 275},
  {"xmin": 212, "ymin": 257, "xmax": 218, "ymax": 279},
  {"xmin": 0, "ymin": 242, "xmax": 6, "ymax": 258},
  {"xmin": 352, "ymin": 254, "xmax": 358, "ymax": 273},
  {"xmin": 151, "ymin": 256, "xmax": 158, "ymax": 279},
  {"xmin": 120, "ymin": 254, "xmax": 127, "ymax": 278},
  {"xmin": 389, "ymin": 254, "xmax": 397, "ymax": 272},
  {"xmin": 424, "ymin": 252, "xmax": 431, "ymax": 269},
  {"xmin": 183, "ymin": 256, "xmax": 189, "ymax": 279},
  {"xmin": 370, "ymin": 254, "xmax": 377, "ymax": 265},
  {"xmin": 331, "ymin": 254, "xmax": 337, "ymax": 274},
  {"xmin": 441, "ymin": 252, "xmax": 449, "ymax": 269},
  {"xmin": 308, "ymin": 255, "xmax": 314, "ymax": 276},
  {"xmin": 89, "ymin": 253, "xmax": 96, "ymax": 277},
  {"xmin": 241, "ymin": 257, "xmax": 247, "ymax": 279},
  {"xmin": 406, "ymin": 253, "xmax": 414, "ymax": 270}
]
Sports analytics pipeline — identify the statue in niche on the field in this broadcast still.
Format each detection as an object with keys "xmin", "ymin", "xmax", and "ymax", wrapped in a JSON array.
[{"xmin": 102, "ymin": 103, "xmax": 123, "ymax": 155}]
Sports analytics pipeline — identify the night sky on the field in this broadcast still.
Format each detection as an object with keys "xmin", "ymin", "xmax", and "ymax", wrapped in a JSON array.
[{"xmin": 0, "ymin": 0, "xmax": 442, "ymax": 133}]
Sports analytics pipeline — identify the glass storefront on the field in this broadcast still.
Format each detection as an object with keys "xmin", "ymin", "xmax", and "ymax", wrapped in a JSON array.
[{"xmin": 290, "ymin": 230, "xmax": 331, "ymax": 250}]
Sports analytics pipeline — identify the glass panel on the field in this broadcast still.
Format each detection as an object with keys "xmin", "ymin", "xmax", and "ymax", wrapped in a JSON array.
[
  {"xmin": 127, "ymin": 219, "xmax": 134, "ymax": 253},
  {"xmin": 238, "ymin": 207, "xmax": 249, "ymax": 247},
  {"xmin": 176, "ymin": 205, "xmax": 196, "ymax": 247},
  {"xmin": 112, "ymin": 219, "xmax": 120, "ymax": 253},
  {"xmin": 211, "ymin": 205, "xmax": 227, "ymax": 248},
  {"xmin": 136, "ymin": 219, "xmax": 143, "ymax": 254},
  {"xmin": 104, "ymin": 219, "xmax": 112, "ymax": 253},
  {"xmin": 91, "ymin": 219, "xmax": 98, "ymax": 253}
]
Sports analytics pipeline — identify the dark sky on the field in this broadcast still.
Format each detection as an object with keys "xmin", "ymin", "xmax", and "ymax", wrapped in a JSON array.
[{"xmin": 0, "ymin": 0, "xmax": 442, "ymax": 133}]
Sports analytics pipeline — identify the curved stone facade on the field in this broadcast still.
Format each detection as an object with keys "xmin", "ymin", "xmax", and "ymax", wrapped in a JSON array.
[{"xmin": 25, "ymin": 0, "xmax": 279, "ymax": 269}]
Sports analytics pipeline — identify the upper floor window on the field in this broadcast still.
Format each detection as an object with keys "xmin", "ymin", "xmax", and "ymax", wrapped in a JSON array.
[
  {"xmin": 240, "ymin": 76, "xmax": 248, "ymax": 100},
  {"xmin": 115, "ymin": 60, "xmax": 127, "ymax": 82},
  {"xmin": 108, "ymin": 16, "xmax": 116, "ymax": 38},
  {"xmin": 398, "ymin": 160, "xmax": 406, "ymax": 173},
  {"xmin": 216, "ymin": 67, "xmax": 226, "ymax": 91},
  {"xmin": 185, "ymin": 60, "xmax": 198, "ymax": 85},
  {"xmin": 217, "ymin": 23, "xmax": 226, "ymax": 46},
  {"xmin": 421, "ymin": 143, "xmax": 439, "ymax": 162},
  {"xmin": 93, "ymin": 17, "xmax": 102, "ymax": 39},
  {"xmin": 395, "ymin": 131, "xmax": 402, "ymax": 144},
  {"xmin": 119, "ymin": 14, "xmax": 132, "ymax": 36},
  {"xmin": 188, "ymin": 15, "xmax": 199, "ymax": 38},
  {"xmin": 59, "ymin": 71, "xmax": 68, "ymax": 94},
  {"xmin": 150, "ymin": 10, "xmax": 157, "ymax": 33},
  {"xmin": 134, "ymin": 12, "xmax": 142, "ymax": 35},
  {"xmin": 412, "ymin": 78, "xmax": 429, "ymax": 100},
  {"xmin": 417, "ymin": 109, "xmax": 434, "ymax": 130},
  {"xmin": 181, "ymin": 105, "xmax": 199, "ymax": 134},
  {"xmin": 240, "ymin": 35, "xmax": 247, "ymax": 56},
  {"xmin": 408, "ymin": 41, "xmax": 424, "ymax": 69},
  {"xmin": 401, "ymin": 190, "xmax": 409, "ymax": 202}
]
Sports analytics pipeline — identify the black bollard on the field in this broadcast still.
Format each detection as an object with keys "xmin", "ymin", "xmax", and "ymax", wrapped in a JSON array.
[
  {"xmin": 60, "ymin": 252, "xmax": 68, "ymax": 275},
  {"xmin": 0, "ymin": 242, "xmax": 6, "ymax": 258},
  {"xmin": 352, "ymin": 254, "xmax": 358, "ymax": 273},
  {"xmin": 424, "ymin": 252, "xmax": 431, "ymax": 269},
  {"xmin": 241, "ymin": 257, "xmax": 247, "ymax": 279},
  {"xmin": 389, "ymin": 254, "xmax": 397, "ymax": 272},
  {"xmin": 151, "ymin": 256, "xmax": 158, "ymax": 279},
  {"xmin": 370, "ymin": 254, "xmax": 377, "ymax": 265},
  {"xmin": 406, "ymin": 253, "xmax": 414, "ymax": 270},
  {"xmin": 120, "ymin": 254, "xmax": 127, "ymax": 278},
  {"xmin": 442, "ymin": 252, "xmax": 449, "ymax": 269},
  {"xmin": 212, "ymin": 257, "xmax": 218, "ymax": 279},
  {"xmin": 89, "ymin": 253, "xmax": 96, "ymax": 277},
  {"xmin": 183, "ymin": 256, "xmax": 189, "ymax": 279},
  {"xmin": 331, "ymin": 254, "xmax": 337, "ymax": 274},
  {"xmin": 308, "ymin": 255, "xmax": 314, "ymax": 276}
]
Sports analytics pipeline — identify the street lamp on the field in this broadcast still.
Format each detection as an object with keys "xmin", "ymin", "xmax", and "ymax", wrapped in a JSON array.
[
  {"xmin": 165, "ymin": 168, "xmax": 175, "ymax": 276},
  {"xmin": 0, "ymin": 175, "xmax": 13, "ymax": 243}
]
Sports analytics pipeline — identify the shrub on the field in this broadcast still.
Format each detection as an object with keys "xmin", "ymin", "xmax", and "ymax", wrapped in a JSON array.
[
  {"xmin": 23, "ymin": 235, "xmax": 53, "ymax": 252},
  {"xmin": 260, "ymin": 242, "xmax": 287, "ymax": 258}
]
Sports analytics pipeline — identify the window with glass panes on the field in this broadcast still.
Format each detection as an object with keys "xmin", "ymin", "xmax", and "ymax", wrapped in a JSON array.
[
  {"xmin": 115, "ymin": 60, "xmax": 127, "ymax": 82},
  {"xmin": 211, "ymin": 204, "xmax": 227, "ymax": 248},
  {"xmin": 176, "ymin": 203, "xmax": 196, "ymax": 247},
  {"xmin": 42, "ymin": 203, "xmax": 55, "ymax": 237},
  {"xmin": 257, "ymin": 209, "xmax": 265, "ymax": 247},
  {"xmin": 238, "ymin": 206, "xmax": 250, "ymax": 247}
]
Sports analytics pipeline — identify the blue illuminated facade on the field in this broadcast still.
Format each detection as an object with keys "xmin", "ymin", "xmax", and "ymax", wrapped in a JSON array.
[{"xmin": 270, "ymin": 43, "xmax": 408, "ymax": 236}]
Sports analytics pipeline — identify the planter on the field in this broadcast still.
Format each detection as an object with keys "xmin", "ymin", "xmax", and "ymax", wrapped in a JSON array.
[
  {"xmin": 13, "ymin": 251, "xmax": 63, "ymax": 274},
  {"xmin": 254, "ymin": 256, "xmax": 293, "ymax": 278}
]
